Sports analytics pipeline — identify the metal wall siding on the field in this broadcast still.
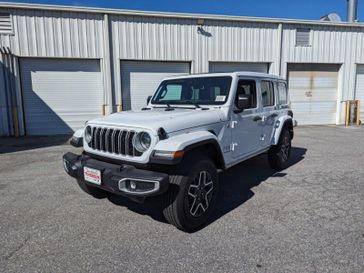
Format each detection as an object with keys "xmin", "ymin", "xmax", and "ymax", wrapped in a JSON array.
[
  {"xmin": 111, "ymin": 15, "xmax": 279, "ymax": 76},
  {"xmin": 0, "ymin": 9, "xmax": 104, "ymax": 58},
  {"xmin": 206, "ymin": 22, "xmax": 278, "ymax": 63},
  {"xmin": 282, "ymin": 25, "xmax": 364, "ymax": 64}
]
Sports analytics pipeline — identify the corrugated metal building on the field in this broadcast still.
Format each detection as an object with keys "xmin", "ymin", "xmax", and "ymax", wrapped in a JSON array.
[{"xmin": 0, "ymin": 2, "xmax": 363, "ymax": 136}]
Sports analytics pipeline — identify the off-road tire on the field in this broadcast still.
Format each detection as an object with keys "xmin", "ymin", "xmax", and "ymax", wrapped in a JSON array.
[
  {"xmin": 76, "ymin": 179, "xmax": 111, "ymax": 199},
  {"xmin": 163, "ymin": 156, "xmax": 219, "ymax": 231},
  {"xmin": 268, "ymin": 129, "xmax": 291, "ymax": 170}
]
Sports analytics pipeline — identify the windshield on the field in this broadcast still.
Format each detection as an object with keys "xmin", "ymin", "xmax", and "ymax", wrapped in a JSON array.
[{"xmin": 151, "ymin": 76, "xmax": 232, "ymax": 105}]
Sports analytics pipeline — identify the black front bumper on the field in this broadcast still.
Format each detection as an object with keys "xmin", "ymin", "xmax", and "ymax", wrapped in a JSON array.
[{"xmin": 63, "ymin": 152, "xmax": 169, "ymax": 197}]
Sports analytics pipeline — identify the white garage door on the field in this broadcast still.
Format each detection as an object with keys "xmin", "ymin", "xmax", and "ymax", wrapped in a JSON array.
[
  {"xmin": 209, "ymin": 62, "xmax": 268, "ymax": 73},
  {"xmin": 288, "ymin": 64, "xmax": 339, "ymax": 125},
  {"xmin": 121, "ymin": 61, "xmax": 190, "ymax": 110},
  {"xmin": 355, "ymin": 65, "xmax": 364, "ymax": 121},
  {"xmin": 21, "ymin": 58, "xmax": 103, "ymax": 135}
]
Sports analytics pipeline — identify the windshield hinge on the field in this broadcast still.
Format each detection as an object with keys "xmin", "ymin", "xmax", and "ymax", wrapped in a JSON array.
[{"xmin": 230, "ymin": 121, "xmax": 238, "ymax": 128}]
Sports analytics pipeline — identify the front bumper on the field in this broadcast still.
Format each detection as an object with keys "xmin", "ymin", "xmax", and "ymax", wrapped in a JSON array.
[{"xmin": 63, "ymin": 152, "xmax": 169, "ymax": 197}]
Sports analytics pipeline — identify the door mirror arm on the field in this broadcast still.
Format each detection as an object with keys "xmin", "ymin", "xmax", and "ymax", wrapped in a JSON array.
[
  {"xmin": 233, "ymin": 108, "xmax": 244, "ymax": 114},
  {"xmin": 147, "ymin": 96, "xmax": 152, "ymax": 105}
]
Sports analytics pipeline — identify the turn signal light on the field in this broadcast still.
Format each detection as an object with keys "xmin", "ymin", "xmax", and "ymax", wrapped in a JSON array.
[{"xmin": 153, "ymin": 150, "xmax": 184, "ymax": 159}]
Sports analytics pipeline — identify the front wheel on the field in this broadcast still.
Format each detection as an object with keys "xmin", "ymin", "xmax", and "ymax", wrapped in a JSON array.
[
  {"xmin": 268, "ymin": 129, "xmax": 291, "ymax": 170},
  {"xmin": 163, "ymin": 157, "xmax": 219, "ymax": 231}
]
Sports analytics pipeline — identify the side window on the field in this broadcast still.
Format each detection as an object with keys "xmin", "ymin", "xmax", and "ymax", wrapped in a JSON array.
[
  {"xmin": 278, "ymin": 82, "xmax": 288, "ymax": 105},
  {"xmin": 261, "ymin": 81, "xmax": 275, "ymax": 107},
  {"xmin": 235, "ymin": 80, "xmax": 257, "ymax": 109}
]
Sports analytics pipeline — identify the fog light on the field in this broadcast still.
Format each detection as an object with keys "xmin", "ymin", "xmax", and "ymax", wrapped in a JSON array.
[{"xmin": 118, "ymin": 178, "xmax": 160, "ymax": 195}]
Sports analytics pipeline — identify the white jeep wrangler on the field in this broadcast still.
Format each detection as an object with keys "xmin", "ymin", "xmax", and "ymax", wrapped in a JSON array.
[{"xmin": 63, "ymin": 72, "xmax": 294, "ymax": 231}]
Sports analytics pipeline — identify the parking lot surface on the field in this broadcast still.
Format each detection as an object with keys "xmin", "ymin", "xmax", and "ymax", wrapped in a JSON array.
[{"xmin": 0, "ymin": 126, "xmax": 363, "ymax": 273}]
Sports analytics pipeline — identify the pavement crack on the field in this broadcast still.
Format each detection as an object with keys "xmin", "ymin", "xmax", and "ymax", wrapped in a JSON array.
[{"xmin": 4, "ymin": 235, "xmax": 30, "ymax": 261}]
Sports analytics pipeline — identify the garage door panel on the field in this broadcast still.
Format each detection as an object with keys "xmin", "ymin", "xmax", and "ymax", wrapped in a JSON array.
[
  {"xmin": 21, "ymin": 58, "xmax": 103, "ymax": 135},
  {"xmin": 121, "ymin": 61, "xmax": 190, "ymax": 111},
  {"xmin": 292, "ymin": 102, "xmax": 337, "ymax": 125},
  {"xmin": 312, "ymin": 89, "xmax": 337, "ymax": 101},
  {"xmin": 209, "ymin": 62, "xmax": 268, "ymax": 73},
  {"xmin": 288, "ymin": 64, "xmax": 338, "ymax": 125},
  {"xmin": 355, "ymin": 65, "xmax": 364, "ymax": 121}
]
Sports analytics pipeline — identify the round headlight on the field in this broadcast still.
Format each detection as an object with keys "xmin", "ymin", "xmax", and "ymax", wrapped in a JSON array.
[
  {"xmin": 133, "ymin": 132, "xmax": 151, "ymax": 152},
  {"xmin": 84, "ymin": 126, "xmax": 92, "ymax": 144}
]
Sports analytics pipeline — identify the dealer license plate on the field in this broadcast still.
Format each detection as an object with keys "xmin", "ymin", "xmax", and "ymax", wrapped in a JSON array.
[{"xmin": 83, "ymin": 167, "xmax": 102, "ymax": 185}]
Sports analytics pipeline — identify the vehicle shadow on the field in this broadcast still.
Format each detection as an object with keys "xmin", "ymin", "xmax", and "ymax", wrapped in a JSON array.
[
  {"xmin": 108, "ymin": 147, "xmax": 307, "ymax": 232},
  {"xmin": 0, "ymin": 135, "xmax": 72, "ymax": 154}
]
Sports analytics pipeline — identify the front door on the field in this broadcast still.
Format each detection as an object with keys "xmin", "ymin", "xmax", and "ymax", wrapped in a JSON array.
[{"xmin": 231, "ymin": 79, "xmax": 262, "ymax": 159}]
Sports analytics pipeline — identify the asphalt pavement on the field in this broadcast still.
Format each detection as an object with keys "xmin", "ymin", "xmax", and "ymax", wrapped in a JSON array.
[{"xmin": 0, "ymin": 126, "xmax": 363, "ymax": 273}]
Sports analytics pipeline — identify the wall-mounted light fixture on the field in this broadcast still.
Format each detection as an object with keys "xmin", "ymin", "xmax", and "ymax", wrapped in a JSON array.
[{"xmin": 197, "ymin": 19, "xmax": 204, "ymax": 33}]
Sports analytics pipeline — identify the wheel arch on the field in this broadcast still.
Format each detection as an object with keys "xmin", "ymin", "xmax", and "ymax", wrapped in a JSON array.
[
  {"xmin": 272, "ymin": 116, "xmax": 294, "ymax": 145},
  {"xmin": 182, "ymin": 139, "xmax": 226, "ymax": 170},
  {"xmin": 151, "ymin": 130, "xmax": 226, "ymax": 170}
]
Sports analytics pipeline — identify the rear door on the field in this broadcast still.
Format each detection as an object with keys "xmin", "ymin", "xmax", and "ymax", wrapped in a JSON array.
[
  {"xmin": 231, "ymin": 79, "xmax": 262, "ymax": 159},
  {"xmin": 260, "ymin": 80, "xmax": 278, "ymax": 148}
]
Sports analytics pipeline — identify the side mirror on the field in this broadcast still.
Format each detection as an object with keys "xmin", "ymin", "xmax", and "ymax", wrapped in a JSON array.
[
  {"xmin": 147, "ymin": 96, "xmax": 152, "ymax": 105},
  {"xmin": 234, "ymin": 95, "xmax": 250, "ymax": 113}
]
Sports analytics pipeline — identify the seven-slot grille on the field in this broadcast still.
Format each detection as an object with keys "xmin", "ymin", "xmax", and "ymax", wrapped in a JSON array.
[{"xmin": 89, "ymin": 127, "xmax": 143, "ymax": 157}]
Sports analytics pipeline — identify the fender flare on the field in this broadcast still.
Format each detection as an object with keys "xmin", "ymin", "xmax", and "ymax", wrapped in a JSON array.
[
  {"xmin": 152, "ymin": 131, "xmax": 226, "ymax": 169},
  {"xmin": 271, "ymin": 116, "xmax": 293, "ymax": 146}
]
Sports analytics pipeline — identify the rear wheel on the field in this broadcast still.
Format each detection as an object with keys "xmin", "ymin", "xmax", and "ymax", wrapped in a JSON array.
[
  {"xmin": 268, "ymin": 129, "xmax": 291, "ymax": 170},
  {"xmin": 163, "ymin": 157, "xmax": 219, "ymax": 231},
  {"xmin": 76, "ymin": 179, "xmax": 111, "ymax": 199}
]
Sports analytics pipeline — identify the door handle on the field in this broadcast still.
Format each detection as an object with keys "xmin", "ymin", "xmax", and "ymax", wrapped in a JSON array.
[
  {"xmin": 253, "ymin": 116, "xmax": 262, "ymax": 122},
  {"xmin": 269, "ymin": 113, "xmax": 278, "ymax": 118}
]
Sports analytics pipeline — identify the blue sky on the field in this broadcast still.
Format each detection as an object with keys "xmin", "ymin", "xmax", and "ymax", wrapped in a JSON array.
[{"xmin": 1, "ymin": 0, "xmax": 363, "ymax": 21}]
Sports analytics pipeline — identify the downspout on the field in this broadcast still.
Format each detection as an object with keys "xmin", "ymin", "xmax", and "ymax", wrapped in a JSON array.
[
  {"xmin": 0, "ymin": 49, "xmax": 12, "ymax": 135},
  {"xmin": 277, "ymin": 23, "xmax": 283, "ymax": 77},
  {"xmin": 102, "ymin": 13, "xmax": 114, "ymax": 115},
  {"xmin": 8, "ymin": 51, "xmax": 19, "ymax": 137}
]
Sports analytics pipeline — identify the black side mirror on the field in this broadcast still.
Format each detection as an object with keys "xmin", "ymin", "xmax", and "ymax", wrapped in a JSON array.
[
  {"xmin": 147, "ymin": 96, "xmax": 152, "ymax": 105},
  {"xmin": 234, "ymin": 95, "xmax": 250, "ymax": 113}
]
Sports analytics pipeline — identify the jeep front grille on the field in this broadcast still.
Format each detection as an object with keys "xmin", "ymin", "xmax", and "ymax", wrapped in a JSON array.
[{"xmin": 90, "ymin": 127, "xmax": 142, "ymax": 157}]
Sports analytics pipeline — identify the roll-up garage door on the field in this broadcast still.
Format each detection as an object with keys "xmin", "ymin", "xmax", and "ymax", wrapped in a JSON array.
[
  {"xmin": 20, "ymin": 58, "xmax": 103, "ymax": 135},
  {"xmin": 209, "ymin": 62, "xmax": 268, "ymax": 73},
  {"xmin": 288, "ymin": 64, "xmax": 339, "ymax": 125},
  {"xmin": 120, "ymin": 61, "xmax": 190, "ymax": 111},
  {"xmin": 355, "ymin": 65, "xmax": 364, "ymax": 122}
]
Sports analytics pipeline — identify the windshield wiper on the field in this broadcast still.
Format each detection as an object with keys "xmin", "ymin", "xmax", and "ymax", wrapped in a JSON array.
[
  {"xmin": 152, "ymin": 104, "xmax": 175, "ymax": 111},
  {"xmin": 183, "ymin": 101, "xmax": 210, "ymax": 110},
  {"xmin": 183, "ymin": 100, "xmax": 201, "ymax": 108}
]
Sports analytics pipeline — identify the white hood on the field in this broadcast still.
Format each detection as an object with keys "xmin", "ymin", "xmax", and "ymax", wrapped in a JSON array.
[{"xmin": 88, "ymin": 108, "xmax": 226, "ymax": 134}]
